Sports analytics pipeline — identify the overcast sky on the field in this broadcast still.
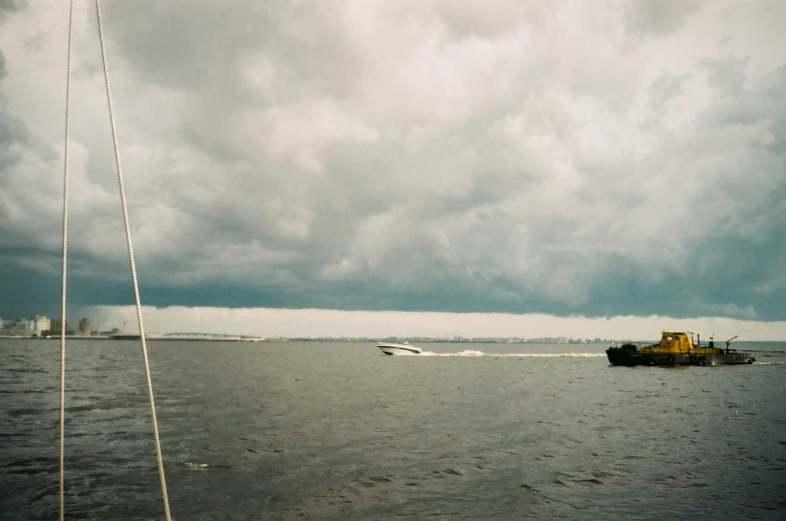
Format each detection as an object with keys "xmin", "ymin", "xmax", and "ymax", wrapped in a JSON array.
[{"xmin": 1, "ymin": 1, "xmax": 784, "ymax": 338}]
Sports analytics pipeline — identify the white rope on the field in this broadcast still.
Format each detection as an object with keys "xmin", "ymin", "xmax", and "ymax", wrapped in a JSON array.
[
  {"xmin": 93, "ymin": 2, "xmax": 173, "ymax": 519},
  {"xmin": 59, "ymin": 2, "xmax": 75, "ymax": 519}
]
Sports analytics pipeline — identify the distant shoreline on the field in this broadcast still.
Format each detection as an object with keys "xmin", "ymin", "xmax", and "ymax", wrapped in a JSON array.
[
  {"xmin": 0, "ymin": 335, "xmax": 283, "ymax": 342},
  {"xmin": 2, "ymin": 335, "xmax": 784, "ymax": 344}
]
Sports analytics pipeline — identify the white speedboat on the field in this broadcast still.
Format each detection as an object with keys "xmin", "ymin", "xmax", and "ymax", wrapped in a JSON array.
[{"xmin": 377, "ymin": 342, "xmax": 422, "ymax": 355}]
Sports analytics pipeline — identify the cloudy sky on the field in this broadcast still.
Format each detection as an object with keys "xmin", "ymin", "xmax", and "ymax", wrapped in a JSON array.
[{"xmin": 1, "ymin": 0, "xmax": 784, "ymax": 338}]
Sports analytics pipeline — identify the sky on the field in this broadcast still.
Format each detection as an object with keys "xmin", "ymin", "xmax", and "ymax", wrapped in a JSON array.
[{"xmin": 0, "ymin": 1, "xmax": 785, "ymax": 339}]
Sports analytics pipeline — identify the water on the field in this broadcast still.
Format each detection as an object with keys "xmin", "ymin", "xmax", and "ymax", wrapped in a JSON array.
[{"xmin": 2, "ymin": 339, "xmax": 785, "ymax": 520}]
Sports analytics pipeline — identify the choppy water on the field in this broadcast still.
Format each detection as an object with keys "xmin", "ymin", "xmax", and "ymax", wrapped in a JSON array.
[{"xmin": 1, "ymin": 339, "xmax": 785, "ymax": 520}]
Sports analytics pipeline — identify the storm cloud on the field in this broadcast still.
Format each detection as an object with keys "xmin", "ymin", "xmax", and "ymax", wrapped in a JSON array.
[{"xmin": 1, "ymin": 0, "xmax": 784, "ymax": 326}]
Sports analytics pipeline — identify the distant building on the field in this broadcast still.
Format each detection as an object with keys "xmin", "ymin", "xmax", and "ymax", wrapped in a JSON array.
[
  {"xmin": 49, "ymin": 318, "xmax": 71, "ymax": 335},
  {"xmin": 78, "ymin": 318, "xmax": 91, "ymax": 336},
  {"xmin": 34, "ymin": 316, "xmax": 51, "ymax": 337},
  {"xmin": 1, "ymin": 318, "xmax": 33, "ymax": 337}
]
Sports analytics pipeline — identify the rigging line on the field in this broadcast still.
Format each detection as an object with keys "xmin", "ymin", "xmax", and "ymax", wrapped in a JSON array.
[
  {"xmin": 59, "ymin": 2, "xmax": 75, "ymax": 520},
  {"xmin": 94, "ymin": 2, "xmax": 173, "ymax": 520}
]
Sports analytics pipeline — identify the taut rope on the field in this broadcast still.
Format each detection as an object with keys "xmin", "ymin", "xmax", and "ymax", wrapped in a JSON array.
[
  {"xmin": 58, "ymin": 1, "xmax": 75, "ymax": 519},
  {"xmin": 59, "ymin": 2, "xmax": 173, "ymax": 519},
  {"xmin": 94, "ymin": 1, "xmax": 173, "ymax": 519}
]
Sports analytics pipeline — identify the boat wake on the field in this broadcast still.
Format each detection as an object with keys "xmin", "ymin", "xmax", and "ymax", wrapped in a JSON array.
[{"xmin": 419, "ymin": 350, "xmax": 606, "ymax": 357}]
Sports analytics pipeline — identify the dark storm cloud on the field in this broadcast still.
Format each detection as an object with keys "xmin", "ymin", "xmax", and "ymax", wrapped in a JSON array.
[
  {"xmin": 0, "ymin": 1, "xmax": 785, "ymax": 324},
  {"xmin": 583, "ymin": 65, "xmax": 786, "ymax": 319}
]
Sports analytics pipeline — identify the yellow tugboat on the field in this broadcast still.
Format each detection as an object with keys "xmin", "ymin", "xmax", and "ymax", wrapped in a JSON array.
[{"xmin": 606, "ymin": 332, "xmax": 755, "ymax": 366}]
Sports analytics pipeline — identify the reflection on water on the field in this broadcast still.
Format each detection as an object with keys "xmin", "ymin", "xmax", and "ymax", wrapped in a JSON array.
[{"xmin": 1, "ymin": 339, "xmax": 785, "ymax": 520}]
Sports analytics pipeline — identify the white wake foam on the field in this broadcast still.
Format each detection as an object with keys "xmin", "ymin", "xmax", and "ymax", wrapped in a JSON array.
[{"xmin": 419, "ymin": 350, "xmax": 606, "ymax": 357}]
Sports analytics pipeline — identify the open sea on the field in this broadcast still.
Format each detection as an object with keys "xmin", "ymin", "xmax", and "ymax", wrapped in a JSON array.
[{"xmin": 1, "ymin": 338, "xmax": 785, "ymax": 520}]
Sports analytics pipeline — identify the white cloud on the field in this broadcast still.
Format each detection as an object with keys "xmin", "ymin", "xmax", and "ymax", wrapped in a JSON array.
[{"xmin": 1, "ymin": 0, "xmax": 785, "ymax": 323}]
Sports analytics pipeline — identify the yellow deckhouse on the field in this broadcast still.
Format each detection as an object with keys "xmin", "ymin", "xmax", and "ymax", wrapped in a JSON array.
[{"xmin": 640, "ymin": 332, "xmax": 722, "ymax": 355}]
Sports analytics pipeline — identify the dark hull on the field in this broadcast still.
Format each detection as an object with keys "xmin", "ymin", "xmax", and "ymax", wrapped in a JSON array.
[{"xmin": 606, "ymin": 348, "xmax": 755, "ymax": 367}]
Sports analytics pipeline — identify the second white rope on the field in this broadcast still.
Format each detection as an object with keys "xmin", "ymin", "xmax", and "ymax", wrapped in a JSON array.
[{"xmin": 94, "ymin": 1, "xmax": 173, "ymax": 519}]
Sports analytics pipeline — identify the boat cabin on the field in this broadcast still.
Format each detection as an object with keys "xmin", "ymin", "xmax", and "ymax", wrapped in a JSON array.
[
  {"xmin": 640, "ymin": 331, "xmax": 723, "ymax": 355},
  {"xmin": 658, "ymin": 332, "xmax": 694, "ymax": 352}
]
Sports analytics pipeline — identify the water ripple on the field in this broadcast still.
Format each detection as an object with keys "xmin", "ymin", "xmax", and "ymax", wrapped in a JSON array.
[{"xmin": 1, "ymin": 339, "xmax": 784, "ymax": 520}]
